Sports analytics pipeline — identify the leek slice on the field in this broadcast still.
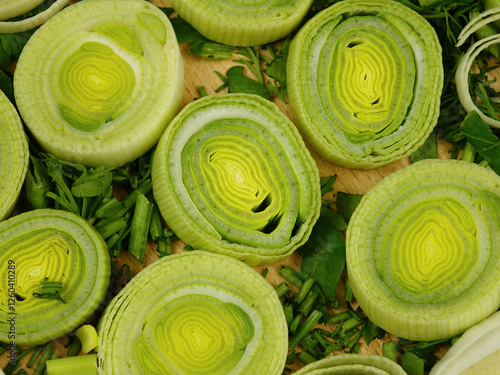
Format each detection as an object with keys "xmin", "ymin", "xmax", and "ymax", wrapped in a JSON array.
[
  {"xmin": 455, "ymin": 7, "xmax": 500, "ymax": 129},
  {"xmin": 0, "ymin": 90, "xmax": 29, "ymax": 221},
  {"xmin": 429, "ymin": 310, "xmax": 500, "ymax": 375},
  {"xmin": 293, "ymin": 354, "xmax": 407, "ymax": 375},
  {"xmin": 14, "ymin": 0, "xmax": 183, "ymax": 167},
  {"xmin": 96, "ymin": 250, "xmax": 288, "ymax": 375},
  {"xmin": 287, "ymin": 0, "xmax": 443, "ymax": 169},
  {"xmin": 346, "ymin": 159, "xmax": 500, "ymax": 341},
  {"xmin": 0, "ymin": 209, "xmax": 110, "ymax": 346},
  {"xmin": 168, "ymin": 0, "xmax": 313, "ymax": 46},
  {"xmin": 151, "ymin": 93, "xmax": 321, "ymax": 265}
]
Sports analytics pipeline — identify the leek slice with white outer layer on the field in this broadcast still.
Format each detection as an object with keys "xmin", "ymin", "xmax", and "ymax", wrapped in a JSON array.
[
  {"xmin": 346, "ymin": 159, "xmax": 500, "ymax": 341},
  {"xmin": 287, "ymin": 0, "xmax": 443, "ymax": 169},
  {"xmin": 0, "ymin": 90, "xmax": 28, "ymax": 222},
  {"xmin": 0, "ymin": 209, "xmax": 110, "ymax": 346},
  {"xmin": 293, "ymin": 354, "xmax": 407, "ymax": 375},
  {"xmin": 96, "ymin": 250, "xmax": 288, "ymax": 375},
  {"xmin": 151, "ymin": 93, "xmax": 321, "ymax": 265},
  {"xmin": 0, "ymin": 0, "xmax": 70, "ymax": 34},
  {"xmin": 168, "ymin": 0, "xmax": 313, "ymax": 46},
  {"xmin": 14, "ymin": 0, "xmax": 183, "ymax": 167},
  {"xmin": 455, "ymin": 7, "xmax": 500, "ymax": 129}
]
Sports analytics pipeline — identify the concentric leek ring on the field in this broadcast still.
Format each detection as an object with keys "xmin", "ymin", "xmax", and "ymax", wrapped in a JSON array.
[
  {"xmin": 346, "ymin": 159, "xmax": 500, "ymax": 341},
  {"xmin": 0, "ymin": 90, "xmax": 29, "ymax": 222},
  {"xmin": 0, "ymin": 0, "xmax": 46, "ymax": 20},
  {"xmin": 293, "ymin": 354, "xmax": 407, "ymax": 375},
  {"xmin": 168, "ymin": 0, "xmax": 313, "ymax": 46},
  {"xmin": 14, "ymin": 0, "xmax": 183, "ymax": 167},
  {"xmin": 151, "ymin": 93, "xmax": 321, "ymax": 265},
  {"xmin": 96, "ymin": 251, "xmax": 288, "ymax": 375},
  {"xmin": 0, "ymin": 209, "xmax": 110, "ymax": 345},
  {"xmin": 287, "ymin": 0, "xmax": 443, "ymax": 169}
]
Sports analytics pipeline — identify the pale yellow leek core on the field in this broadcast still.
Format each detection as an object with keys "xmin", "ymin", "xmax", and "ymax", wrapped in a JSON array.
[
  {"xmin": 96, "ymin": 251, "xmax": 288, "ymax": 375},
  {"xmin": 14, "ymin": 0, "xmax": 183, "ymax": 167},
  {"xmin": 287, "ymin": 0, "xmax": 443, "ymax": 168},
  {"xmin": 0, "ymin": 90, "xmax": 29, "ymax": 222},
  {"xmin": 0, "ymin": 209, "xmax": 110, "ymax": 346},
  {"xmin": 346, "ymin": 159, "xmax": 500, "ymax": 341}
]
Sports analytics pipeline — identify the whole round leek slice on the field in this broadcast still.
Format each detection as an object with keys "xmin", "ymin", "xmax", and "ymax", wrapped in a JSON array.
[
  {"xmin": 151, "ymin": 93, "xmax": 321, "ymax": 265},
  {"xmin": 0, "ymin": 90, "xmax": 29, "ymax": 221},
  {"xmin": 169, "ymin": 0, "xmax": 313, "ymax": 46},
  {"xmin": 96, "ymin": 250, "xmax": 288, "ymax": 375},
  {"xmin": 294, "ymin": 354, "xmax": 407, "ymax": 375},
  {"xmin": 287, "ymin": 0, "xmax": 443, "ymax": 169},
  {"xmin": 14, "ymin": 0, "xmax": 183, "ymax": 167},
  {"xmin": 0, "ymin": 209, "xmax": 110, "ymax": 346},
  {"xmin": 0, "ymin": 0, "xmax": 70, "ymax": 34},
  {"xmin": 346, "ymin": 159, "xmax": 500, "ymax": 341}
]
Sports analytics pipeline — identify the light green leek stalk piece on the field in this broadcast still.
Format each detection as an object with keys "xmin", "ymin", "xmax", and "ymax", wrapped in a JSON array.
[
  {"xmin": 168, "ymin": 0, "xmax": 313, "ymax": 46},
  {"xmin": 287, "ymin": 0, "xmax": 443, "ymax": 169},
  {"xmin": 151, "ymin": 93, "xmax": 321, "ymax": 265},
  {"xmin": 455, "ymin": 7, "xmax": 500, "ymax": 129},
  {"xmin": 293, "ymin": 354, "xmax": 407, "ymax": 375},
  {"xmin": 0, "ymin": 0, "xmax": 70, "ymax": 33},
  {"xmin": 0, "ymin": 90, "xmax": 29, "ymax": 221},
  {"xmin": 0, "ymin": 209, "xmax": 110, "ymax": 345},
  {"xmin": 46, "ymin": 354, "xmax": 97, "ymax": 375},
  {"xmin": 96, "ymin": 250, "xmax": 288, "ymax": 375},
  {"xmin": 429, "ymin": 311, "xmax": 500, "ymax": 374},
  {"xmin": 14, "ymin": 0, "xmax": 184, "ymax": 167},
  {"xmin": 346, "ymin": 159, "xmax": 500, "ymax": 341}
]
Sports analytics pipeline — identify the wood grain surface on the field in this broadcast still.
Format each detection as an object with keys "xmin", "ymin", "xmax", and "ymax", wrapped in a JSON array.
[{"xmin": 0, "ymin": 0, "xmax": 455, "ymax": 373}]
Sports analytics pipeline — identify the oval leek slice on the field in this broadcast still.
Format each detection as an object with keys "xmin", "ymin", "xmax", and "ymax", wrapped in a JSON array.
[
  {"xmin": 96, "ymin": 250, "xmax": 288, "ymax": 375},
  {"xmin": 0, "ymin": 0, "xmax": 70, "ymax": 34},
  {"xmin": 168, "ymin": 0, "xmax": 313, "ymax": 46},
  {"xmin": 14, "ymin": 0, "xmax": 183, "ymax": 167},
  {"xmin": 455, "ymin": 8, "xmax": 500, "ymax": 129},
  {"xmin": 0, "ymin": 90, "xmax": 29, "ymax": 221},
  {"xmin": 0, "ymin": 209, "xmax": 110, "ymax": 346},
  {"xmin": 287, "ymin": 0, "xmax": 443, "ymax": 169},
  {"xmin": 429, "ymin": 310, "xmax": 500, "ymax": 375},
  {"xmin": 346, "ymin": 159, "xmax": 500, "ymax": 341},
  {"xmin": 294, "ymin": 354, "xmax": 407, "ymax": 375},
  {"xmin": 151, "ymin": 93, "xmax": 321, "ymax": 265}
]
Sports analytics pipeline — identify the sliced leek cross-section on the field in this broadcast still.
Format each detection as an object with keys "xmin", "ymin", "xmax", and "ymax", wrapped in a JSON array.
[
  {"xmin": 0, "ymin": 209, "xmax": 110, "ymax": 346},
  {"xmin": 169, "ymin": 0, "xmax": 313, "ymax": 46},
  {"xmin": 14, "ymin": 0, "xmax": 183, "ymax": 167},
  {"xmin": 293, "ymin": 354, "xmax": 407, "ymax": 375},
  {"xmin": 346, "ymin": 159, "xmax": 500, "ymax": 341},
  {"xmin": 287, "ymin": 0, "xmax": 443, "ymax": 168},
  {"xmin": 96, "ymin": 250, "xmax": 288, "ymax": 375},
  {"xmin": 0, "ymin": 90, "xmax": 28, "ymax": 222},
  {"xmin": 152, "ymin": 93, "xmax": 321, "ymax": 265}
]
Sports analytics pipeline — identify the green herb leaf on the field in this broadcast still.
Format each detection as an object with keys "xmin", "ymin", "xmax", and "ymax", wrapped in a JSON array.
[
  {"xmin": 410, "ymin": 130, "xmax": 438, "ymax": 163},
  {"xmin": 362, "ymin": 319, "xmax": 386, "ymax": 346},
  {"xmin": 402, "ymin": 352, "xmax": 425, "ymax": 375},
  {"xmin": 170, "ymin": 16, "xmax": 206, "ymax": 43},
  {"xmin": 225, "ymin": 66, "xmax": 270, "ymax": 99},
  {"xmin": 0, "ymin": 70, "xmax": 14, "ymax": 103},
  {"xmin": 336, "ymin": 191, "xmax": 363, "ymax": 221},
  {"xmin": 189, "ymin": 40, "xmax": 234, "ymax": 59}
]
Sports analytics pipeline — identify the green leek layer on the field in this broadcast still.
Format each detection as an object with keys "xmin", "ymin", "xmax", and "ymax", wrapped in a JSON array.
[
  {"xmin": 151, "ymin": 93, "xmax": 321, "ymax": 265},
  {"xmin": 96, "ymin": 251, "xmax": 288, "ymax": 375},
  {"xmin": 0, "ymin": 209, "xmax": 110, "ymax": 346},
  {"xmin": 14, "ymin": 0, "xmax": 183, "ymax": 167},
  {"xmin": 287, "ymin": 0, "xmax": 443, "ymax": 168},
  {"xmin": 169, "ymin": 0, "xmax": 313, "ymax": 46},
  {"xmin": 0, "ymin": 90, "xmax": 29, "ymax": 221},
  {"xmin": 346, "ymin": 159, "xmax": 500, "ymax": 341}
]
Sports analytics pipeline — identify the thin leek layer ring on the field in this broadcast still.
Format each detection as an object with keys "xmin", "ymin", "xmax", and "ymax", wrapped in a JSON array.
[
  {"xmin": 0, "ymin": 209, "xmax": 110, "ymax": 346},
  {"xmin": 0, "ymin": 0, "xmax": 70, "ymax": 33},
  {"xmin": 151, "ymin": 93, "xmax": 321, "ymax": 265},
  {"xmin": 294, "ymin": 354, "xmax": 407, "ymax": 375},
  {"xmin": 168, "ymin": 0, "xmax": 313, "ymax": 46},
  {"xmin": 287, "ymin": 0, "xmax": 443, "ymax": 169},
  {"xmin": 96, "ymin": 250, "xmax": 288, "ymax": 375},
  {"xmin": 346, "ymin": 159, "xmax": 500, "ymax": 341},
  {"xmin": 0, "ymin": 90, "xmax": 29, "ymax": 221},
  {"xmin": 14, "ymin": 0, "xmax": 183, "ymax": 167}
]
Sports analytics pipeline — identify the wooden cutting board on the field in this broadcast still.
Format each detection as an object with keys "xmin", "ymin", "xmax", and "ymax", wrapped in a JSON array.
[{"xmin": 1, "ymin": 0, "xmax": 454, "ymax": 373}]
